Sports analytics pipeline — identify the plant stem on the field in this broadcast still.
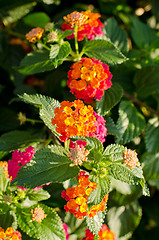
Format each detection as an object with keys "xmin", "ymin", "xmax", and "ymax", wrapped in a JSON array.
[
  {"xmin": 26, "ymin": 118, "xmax": 43, "ymax": 124},
  {"xmin": 123, "ymin": 91, "xmax": 159, "ymax": 117},
  {"xmin": 64, "ymin": 139, "xmax": 70, "ymax": 151},
  {"xmin": 74, "ymin": 25, "xmax": 79, "ymax": 56},
  {"xmin": 40, "ymin": 42, "xmax": 51, "ymax": 51}
]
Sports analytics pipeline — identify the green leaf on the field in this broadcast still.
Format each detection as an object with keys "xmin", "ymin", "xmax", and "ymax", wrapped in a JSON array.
[
  {"xmin": 107, "ymin": 201, "xmax": 142, "ymax": 240},
  {"xmin": 107, "ymin": 163, "xmax": 142, "ymax": 185},
  {"xmin": 82, "ymin": 40, "xmax": 128, "ymax": 65},
  {"xmin": 130, "ymin": 16, "xmax": 158, "ymax": 49},
  {"xmin": 0, "ymin": 151, "xmax": 8, "ymax": 159},
  {"xmin": 148, "ymin": 179, "xmax": 159, "ymax": 190},
  {"xmin": 104, "ymin": 17, "xmax": 128, "ymax": 53},
  {"xmin": 19, "ymin": 93, "xmax": 60, "ymax": 137},
  {"xmin": 0, "ymin": 130, "xmax": 42, "ymax": 152},
  {"xmin": 96, "ymin": 83, "xmax": 123, "ymax": 115},
  {"xmin": 116, "ymin": 100, "xmax": 145, "ymax": 144},
  {"xmin": 15, "ymin": 145, "xmax": 79, "ymax": 188},
  {"xmin": 23, "ymin": 12, "xmax": 50, "ymax": 28},
  {"xmin": 42, "ymin": 0, "xmax": 60, "ymax": 4},
  {"xmin": 64, "ymin": 212, "xmax": 86, "ymax": 239},
  {"xmin": 133, "ymin": 66, "xmax": 159, "ymax": 99},
  {"xmin": 0, "ymin": 203, "xmax": 10, "ymax": 215},
  {"xmin": 28, "ymin": 188, "xmax": 50, "ymax": 201},
  {"xmin": 150, "ymin": 0, "xmax": 159, "ymax": 20},
  {"xmin": 145, "ymin": 117, "xmax": 159, "ymax": 154},
  {"xmin": 103, "ymin": 144, "xmax": 126, "ymax": 162},
  {"xmin": 2, "ymin": 2, "xmax": 36, "ymax": 25},
  {"xmin": 86, "ymin": 210, "xmax": 106, "ymax": 236},
  {"xmin": 0, "ymin": 166, "xmax": 8, "ymax": 192},
  {"xmin": 105, "ymin": 116, "xmax": 121, "ymax": 139},
  {"xmin": 60, "ymin": 29, "xmax": 74, "ymax": 39},
  {"xmin": 17, "ymin": 50, "xmax": 55, "ymax": 75},
  {"xmin": 142, "ymin": 152, "xmax": 159, "ymax": 181},
  {"xmin": 17, "ymin": 203, "xmax": 65, "ymax": 240},
  {"xmin": 71, "ymin": 136, "xmax": 103, "ymax": 153},
  {"xmin": 0, "ymin": 0, "xmax": 37, "ymax": 9},
  {"xmin": 88, "ymin": 174, "xmax": 111, "ymax": 205},
  {"xmin": 50, "ymin": 41, "xmax": 71, "ymax": 68},
  {"xmin": 49, "ymin": 44, "xmax": 60, "ymax": 59},
  {"xmin": 0, "ymin": 210, "xmax": 17, "ymax": 230}
]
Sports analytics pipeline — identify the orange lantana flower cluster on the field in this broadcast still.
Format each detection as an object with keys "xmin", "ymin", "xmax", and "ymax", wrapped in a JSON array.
[
  {"xmin": 26, "ymin": 27, "xmax": 44, "ymax": 43},
  {"xmin": 51, "ymin": 100, "xmax": 97, "ymax": 142},
  {"xmin": 123, "ymin": 149, "xmax": 139, "ymax": 168},
  {"xmin": 0, "ymin": 161, "xmax": 8, "ymax": 178},
  {"xmin": 62, "ymin": 10, "xmax": 104, "ymax": 41},
  {"xmin": 0, "ymin": 227, "xmax": 22, "ymax": 240},
  {"xmin": 61, "ymin": 171, "xmax": 108, "ymax": 219},
  {"xmin": 67, "ymin": 58, "xmax": 112, "ymax": 103}
]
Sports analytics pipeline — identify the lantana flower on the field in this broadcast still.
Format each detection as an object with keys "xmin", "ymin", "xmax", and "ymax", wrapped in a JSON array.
[
  {"xmin": 51, "ymin": 100, "xmax": 107, "ymax": 142},
  {"xmin": 8, "ymin": 146, "xmax": 42, "ymax": 191},
  {"xmin": 123, "ymin": 148, "xmax": 139, "ymax": 168},
  {"xmin": 26, "ymin": 27, "xmax": 44, "ymax": 42},
  {"xmin": 0, "ymin": 227, "xmax": 22, "ymax": 240},
  {"xmin": 0, "ymin": 161, "xmax": 9, "ymax": 178},
  {"xmin": 68, "ymin": 142, "xmax": 90, "ymax": 165},
  {"xmin": 31, "ymin": 206, "xmax": 47, "ymax": 222},
  {"xmin": 67, "ymin": 58, "xmax": 112, "ymax": 103},
  {"xmin": 61, "ymin": 10, "xmax": 104, "ymax": 41},
  {"xmin": 61, "ymin": 171, "xmax": 108, "ymax": 219},
  {"xmin": 82, "ymin": 224, "xmax": 115, "ymax": 240}
]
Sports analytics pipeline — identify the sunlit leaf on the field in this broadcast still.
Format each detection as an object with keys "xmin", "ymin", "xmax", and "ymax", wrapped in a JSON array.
[{"xmin": 82, "ymin": 40, "xmax": 128, "ymax": 65}]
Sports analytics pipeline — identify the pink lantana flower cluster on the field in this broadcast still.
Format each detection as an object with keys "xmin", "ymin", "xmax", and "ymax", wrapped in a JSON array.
[
  {"xmin": 61, "ymin": 10, "xmax": 104, "ymax": 41},
  {"xmin": 67, "ymin": 58, "xmax": 112, "ymax": 103},
  {"xmin": 8, "ymin": 146, "xmax": 42, "ymax": 191},
  {"xmin": 93, "ymin": 111, "xmax": 107, "ymax": 143}
]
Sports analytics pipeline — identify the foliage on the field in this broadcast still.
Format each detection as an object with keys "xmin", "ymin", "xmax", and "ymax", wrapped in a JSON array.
[{"xmin": 0, "ymin": 0, "xmax": 159, "ymax": 239}]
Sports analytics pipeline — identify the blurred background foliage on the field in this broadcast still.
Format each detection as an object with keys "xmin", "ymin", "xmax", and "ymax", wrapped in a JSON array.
[{"xmin": 0, "ymin": 0, "xmax": 159, "ymax": 239}]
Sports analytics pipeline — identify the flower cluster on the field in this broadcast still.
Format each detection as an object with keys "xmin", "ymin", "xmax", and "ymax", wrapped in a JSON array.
[
  {"xmin": 68, "ymin": 142, "xmax": 90, "ymax": 165},
  {"xmin": 8, "ymin": 146, "xmax": 35, "ymax": 181},
  {"xmin": 52, "ymin": 100, "xmax": 96, "ymax": 141},
  {"xmin": 62, "ymin": 10, "xmax": 104, "ymax": 41},
  {"xmin": 0, "ymin": 161, "xmax": 8, "ymax": 178},
  {"xmin": 61, "ymin": 171, "xmax": 108, "ymax": 219},
  {"xmin": 67, "ymin": 58, "xmax": 112, "ymax": 103},
  {"xmin": 31, "ymin": 206, "xmax": 47, "ymax": 222},
  {"xmin": 93, "ymin": 112, "xmax": 107, "ymax": 143},
  {"xmin": 82, "ymin": 224, "xmax": 115, "ymax": 240},
  {"xmin": 8, "ymin": 146, "xmax": 43, "ymax": 190},
  {"xmin": 123, "ymin": 149, "xmax": 139, "ymax": 168},
  {"xmin": 52, "ymin": 100, "xmax": 107, "ymax": 142},
  {"xmin": 0, "ymin": 227, "xmax": 22, "ymax": 240},
  {"xmin": 26, "ymin": 27, "xmax": 44, "ymax": 42}
]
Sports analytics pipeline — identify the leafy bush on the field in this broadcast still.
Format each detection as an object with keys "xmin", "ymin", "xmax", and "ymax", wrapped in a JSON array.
[{"xmin": 0, "ymin": 0, "xmax": 159, "ymax": 239}]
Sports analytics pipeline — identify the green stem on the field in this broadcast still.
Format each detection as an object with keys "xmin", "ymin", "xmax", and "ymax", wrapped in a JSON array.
[
  {"xmin": 26, "ymin": 118, "xmax": 43, "ymax": 124},
  {"xmin": 22, "ymin": 211, "xmax": 31, "ymax": 216},
  {"xmin": 43, "ymin": 138, "xmax": 52, "ymax": 146},
  {"xmin": 123, "ymin": 91, "xmax": 159, "ymax": 117},
  {"xmin": 74, "ymin": 25, "xmax": 79, "ymax": 55},
  {"xmin": 64, "ymin": 139, "xmax": 70, "ymax": 151},
  {"xmin": 40, "ymin": 42, "xmax": 51, "ymax": 51}
]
